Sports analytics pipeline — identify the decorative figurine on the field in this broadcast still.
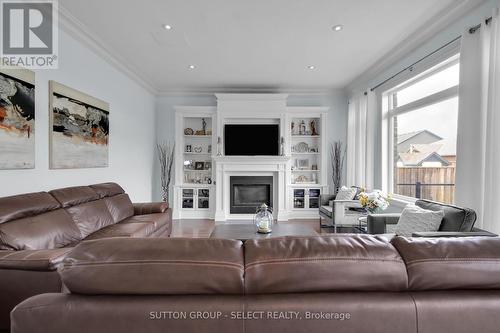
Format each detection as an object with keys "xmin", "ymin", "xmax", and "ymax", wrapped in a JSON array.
[
  {"xmin": 201, "ymin": 118, "xmax": 207, "ymax": 135},
  {"xmin": 217, "ymin": 137, "xmax": 222, "ymax": 156},
  {"xmin": 310, "ymin": 120, "xmax": 318, "ymax": 136},
  {"xmin": 299, "ymin": 120, "xmax": 306, "ymax": 135}
]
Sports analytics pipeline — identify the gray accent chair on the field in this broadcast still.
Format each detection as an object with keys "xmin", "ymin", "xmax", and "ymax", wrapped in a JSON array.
[
  {"xmin": 319, "ymin": 194, "xmax": 364, "ymax": 232},
  {"xmin": 367, "ymin": 199, "xmax": 496, "ymax": 237},
  {"xmin": 319, "ymin": 194, "xmax": 335, "ymax": 227}
]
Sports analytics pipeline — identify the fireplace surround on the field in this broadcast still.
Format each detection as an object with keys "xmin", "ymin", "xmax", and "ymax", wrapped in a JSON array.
[{"xmin": 230, "ymin": 176, "xmax": 273, "ymax": 214}]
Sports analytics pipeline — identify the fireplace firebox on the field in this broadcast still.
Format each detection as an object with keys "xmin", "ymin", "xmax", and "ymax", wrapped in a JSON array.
[{"xmin": 230, "ymin": 176, "xmax": 273, "ymax": 214}]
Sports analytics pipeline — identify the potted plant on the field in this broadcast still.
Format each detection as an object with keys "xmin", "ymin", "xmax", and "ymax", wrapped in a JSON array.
[{"xmin": 359, "ymin": 190, "xmax": 391, "ymax": 214}]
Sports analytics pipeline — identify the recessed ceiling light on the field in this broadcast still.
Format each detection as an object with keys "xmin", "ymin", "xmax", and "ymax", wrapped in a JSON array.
[
  {"xmin": 188, "ymin": 65, "xmax": 196, "ymax": 70},
  {"xmin": 162, "ymin": 24, "xmax": 172, "ymax": 30},
  {"xmin": 307, "ymin": 65, "xmax": 315, "ymax": 70},
  {"xmin": 332, "ymin": 24, "xmax": 343, "ymax": 31}
]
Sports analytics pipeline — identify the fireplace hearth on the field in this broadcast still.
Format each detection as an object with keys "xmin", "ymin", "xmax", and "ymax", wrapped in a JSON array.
[{"xmin": 230, "ymin": 176, "xmax": 273, "ymax": 214}]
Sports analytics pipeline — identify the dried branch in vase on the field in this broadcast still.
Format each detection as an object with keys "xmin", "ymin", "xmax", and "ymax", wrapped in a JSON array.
[
  {"xmin": 157, "ymin": 141, "xmax": 175, "ymax": 203},
  {"xmin": 330, "ymin": 141, "xmax": 346, "ymax": 195}
]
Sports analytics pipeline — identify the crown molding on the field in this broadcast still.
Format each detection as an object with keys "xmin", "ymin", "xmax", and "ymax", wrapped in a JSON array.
[
  {"xmin": 155, "ymin": 86, "xmax": 341, "ymax": 97},
  {"xmin": 345, "ymin": 0, "xmax": 487, "ymax": 94},
  {"xmin": 58, "ymin": 5, "xmax": 158, "ymax": 95}
]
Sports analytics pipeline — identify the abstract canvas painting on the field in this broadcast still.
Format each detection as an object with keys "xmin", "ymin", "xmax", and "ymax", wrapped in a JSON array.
[
  {"xmin": 49, "ymin": 81, "xmax": 109, "ymax": 169},
  {"xmin": 0, "ymin": 69, "xmax": 35, "ymax": 169}
]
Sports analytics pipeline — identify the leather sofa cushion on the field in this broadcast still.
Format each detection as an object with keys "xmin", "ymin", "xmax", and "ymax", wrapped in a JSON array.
[
  {"xmin": 60, "ymin": 238, "xmax": 244, "ymax": 295},
  {"xmin": 89, "ymin": 183, "xmax": 124, "ymax": 198},
  {"xmin": 411, "ymin": 291, "xmax": 500, "ymax": 333},
  {"xmin": 0, "ymin": 209, "xmax": 82, "ymax": 250},
  {"xmin": 121, "ymin": 212, "xmax": 170, "ymax": 229},
  {"xmin": 0, "ymin": 248, "xmax": 72, "ymax": 270},
  {"xmin": 416, "ymin": 199, "xmax": 476, "ymax": 232},
  {"xmin": 66, "ymin": 200, "xmax": 115, "ymax": 238},
  {"xmin": 50, "ymin": 186, "xmax": 100, "ymax": 208},
  {"xmin": 392, "ymin": 236, "xmax": 500, "ymax": 290},
  {"xmin": 244, "ymin": 235, "xmax": 408, "ymax": 294},
  {"xmin": 133, "ymin": 202, "xmax": 168, "ymax": 215},
  {"xmin": 83, "ymin": 222, "xmax": 156, "ymax": 240},
  {"xmin": 0, "ymin": 192, "xmax": 60, "ymax": 224},
  {"xmin": 104, "ymin": 194, "xmax": 134, "ymax": 223}
]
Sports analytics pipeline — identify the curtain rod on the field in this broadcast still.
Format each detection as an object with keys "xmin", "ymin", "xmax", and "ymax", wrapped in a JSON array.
[{"xmin": 370, "ymin": 16, "xmax": 492, "ymax": 92}]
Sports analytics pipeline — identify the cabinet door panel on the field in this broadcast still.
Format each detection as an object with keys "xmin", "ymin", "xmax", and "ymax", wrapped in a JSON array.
[{"xmin": 197, "ymin": 189, "xmax": 210, "ymax": 209}]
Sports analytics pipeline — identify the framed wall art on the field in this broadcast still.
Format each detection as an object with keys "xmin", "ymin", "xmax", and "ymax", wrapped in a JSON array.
[
  {"xmin": 0, "ymin": 68, "xmax": 35, "ymax": 169},
  {"xmin": 49, "ymin": 81, "xmax": 109, "ymax": 169}
]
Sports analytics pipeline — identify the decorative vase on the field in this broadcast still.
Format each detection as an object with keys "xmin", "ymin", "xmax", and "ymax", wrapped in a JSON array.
[{"xmin": 254, "ymin": 203, "xmax": 273, "ymax": 234}]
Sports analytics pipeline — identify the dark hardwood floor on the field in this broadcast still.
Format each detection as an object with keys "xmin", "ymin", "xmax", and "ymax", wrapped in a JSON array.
[{"xmin": 170, "ymin": 219, "xmax": 331, "ymax": 238}]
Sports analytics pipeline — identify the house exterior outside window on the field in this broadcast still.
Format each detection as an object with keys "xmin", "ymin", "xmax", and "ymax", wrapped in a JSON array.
[{"xmin": 382, "ymin": 54, "xmax": 460, "ymax": 204}]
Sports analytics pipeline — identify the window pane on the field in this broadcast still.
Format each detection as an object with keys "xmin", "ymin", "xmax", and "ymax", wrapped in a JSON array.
[
  {"xmin": 394, "ymin": 97, "xmax": 458, "ymax": 203},
  {"xmin": 396, "ymin": 62, "xmax": 459, "ymax": 107}
]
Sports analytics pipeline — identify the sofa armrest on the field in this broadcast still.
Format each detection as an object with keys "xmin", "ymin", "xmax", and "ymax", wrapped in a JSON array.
[
  {"xmin": 367, "ymin": 214, "xmax": 401, "ymax": 234},
  {"xmin": 334, "ymin": 200, "xmax": 362, "ymax": 206},
  {"xmin": 412, "ymin": 231, "xmax": 498, "ymax": 238},
  {"xmin": 320, "ymin": 194, "xmax": 336, "ymax": 206},
  {"xmin": 0, "ymin": 248, "xmax": 72, "ymax": 271},
  {"xmin": 133, "ymin": 202, "xmax": 169, "ymax": 215}
]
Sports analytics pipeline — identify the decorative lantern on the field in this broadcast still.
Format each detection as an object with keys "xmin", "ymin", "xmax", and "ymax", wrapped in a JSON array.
[{"xmin": 254, "ymin": 203, "xmax": 273, "ymax": 234}]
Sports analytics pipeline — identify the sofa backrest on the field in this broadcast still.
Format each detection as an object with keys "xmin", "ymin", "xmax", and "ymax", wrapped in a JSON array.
[
  {"xmin": 415, "ymin": 199, "xmax": 476, "ymax": 232},
  {"xmin": 57, "ymin": 235, "xmax": 500, "ymax": 296},
  {"xmin": 50, "ymin": 183, "xmax": 133, "ymax": 238},
  {"xmin": 245, "ymin": 235, "xmax": 408, "ymax": 294},
  {"xmin": 392, "ymin": 236, "xmax": 500, "ymax": 290},
  {"xmin": 0, "ymin": 192, "xmax": 81, "ymax": 250},
  {"xmin": 60, "ymin": 237, "xmax": 245, "ymax": 295},
  {"xmin": 0, "ymin": 183, "xmax": 134, "ymax": 250},
  {"xmin": 0, "ymin": 192, "xmax": 60, "ymax": 224}
]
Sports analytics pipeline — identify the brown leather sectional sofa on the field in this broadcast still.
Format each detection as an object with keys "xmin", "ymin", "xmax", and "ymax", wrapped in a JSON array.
[
  {"xmin": 0, "ymin": 183, "xmax": 172, "ymax": 331},
  {"xmin": 10, "ymin": 234, "xmax": 500, "ymax": 333}
]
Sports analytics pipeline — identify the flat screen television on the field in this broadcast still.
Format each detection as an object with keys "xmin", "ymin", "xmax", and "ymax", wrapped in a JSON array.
[{"xmin": 224, "ymin": 124, "xmax": 279, "ymax": 156}]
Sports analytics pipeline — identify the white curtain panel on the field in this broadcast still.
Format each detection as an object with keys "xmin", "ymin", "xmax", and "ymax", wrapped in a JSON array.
[
  {"xmin": 346, "ymin": 91, "xmax": 376, "ymax": 190},
  {"xmin": 456, "ymin": 8, "xmax": 500, "ymax": 232}
]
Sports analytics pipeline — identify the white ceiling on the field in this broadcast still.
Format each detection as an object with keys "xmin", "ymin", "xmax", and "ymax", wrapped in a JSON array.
[{"xmin": 60, "ymin": 0, "xmax": 460, "ymax": 93}]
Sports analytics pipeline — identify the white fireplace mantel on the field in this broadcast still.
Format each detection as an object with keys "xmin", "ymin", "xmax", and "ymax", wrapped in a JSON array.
[
  {"xmin": 173, "ymin": 93, "xmax": 329, "ymax": 222},
  {"xmin": 214, "ymin": 155, "xmax": 291, "ymax": 222}
]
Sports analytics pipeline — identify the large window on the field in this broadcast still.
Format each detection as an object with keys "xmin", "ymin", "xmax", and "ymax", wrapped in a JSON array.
[{"xmin": 383, "ymin": 55, "xmax": 459, "ymax": 204}]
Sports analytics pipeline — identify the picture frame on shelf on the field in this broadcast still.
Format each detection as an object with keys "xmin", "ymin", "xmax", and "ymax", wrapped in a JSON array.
[
  {"xmin": 204, "ymin": 161, "xmax": 212, "ymax": 170},
  {"xmin": 195, "ymin": 162, "xmax": 205, "ymax": 170},
  {"xmin": 296, "ymin": 159, "xmax": 309, "ymax": 170},
  {"xmin": 185, "ymin": 144, "xmax": 192, "ymax": 152}
]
